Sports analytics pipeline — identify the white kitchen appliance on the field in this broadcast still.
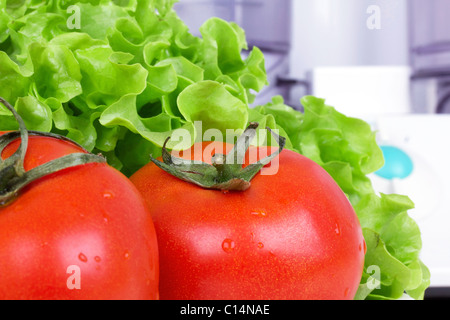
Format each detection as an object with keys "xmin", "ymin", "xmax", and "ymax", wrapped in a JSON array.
[
  {"xmin": 310, "ymin": 66, "xmax": 412, "ymax": 118},
  {"xmin": 369, "ymin": 113, "xmax": 450, "ymax": 293}
]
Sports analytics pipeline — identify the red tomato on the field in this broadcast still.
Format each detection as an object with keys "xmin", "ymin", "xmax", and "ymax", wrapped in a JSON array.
[
  {"xmin": 130, "ymin": 141, "xmax": 365, "ymax": 300},
  {"xmin": 0, "ymin": 133, "xmax": 159, "ymax": 300}
]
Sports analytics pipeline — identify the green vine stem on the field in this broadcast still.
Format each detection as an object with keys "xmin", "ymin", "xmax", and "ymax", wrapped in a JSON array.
[
  {"xmin": 149, "ymin": 122, "xmax": 286, "ymax": 191},
  {"xmin": 0, "ymin": 97, "xmax": 106, "ymax": 207}
]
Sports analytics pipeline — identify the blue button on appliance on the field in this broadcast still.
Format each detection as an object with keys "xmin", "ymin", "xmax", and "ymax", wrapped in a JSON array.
[{"xmin": 375, "ymin": 145, "xmax": 414, "ymax": 180}]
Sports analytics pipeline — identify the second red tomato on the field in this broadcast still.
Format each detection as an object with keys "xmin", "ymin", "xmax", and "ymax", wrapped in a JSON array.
[{"xmin": 131, "ymin": 140, "xmax": 365, "ymax": 300}]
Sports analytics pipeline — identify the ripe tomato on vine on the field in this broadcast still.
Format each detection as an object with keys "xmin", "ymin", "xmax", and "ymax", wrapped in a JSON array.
[
  {"xmin": 131, "ymin": 123, "xmax": 365, "ymax": 300},
  {"xmin": 0, "ymin": 97, "xmax": 159, "ymax": 300}
]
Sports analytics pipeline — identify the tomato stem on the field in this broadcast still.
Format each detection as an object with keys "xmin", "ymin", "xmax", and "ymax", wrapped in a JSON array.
[
  {"xmin": 0, "ymin": 97, "xmax": 106, "ymax": 207},
  {"xmin": 149, "ymin": 122, "xmax": 286, "ymax": 191}
]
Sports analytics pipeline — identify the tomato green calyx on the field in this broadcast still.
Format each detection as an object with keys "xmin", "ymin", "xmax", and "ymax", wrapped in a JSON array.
[
  {"xmin": 0, "ymin": 97, "xmax": 106, "ymax": 207},
  {"xmin": 149, "ymin": 122, "xmax": 286, "ymax": 191}
]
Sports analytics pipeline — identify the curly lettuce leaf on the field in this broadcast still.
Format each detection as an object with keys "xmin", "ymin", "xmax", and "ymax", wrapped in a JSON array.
[
  {"xmin": 177, "ymin": 80, "xmax": 249, "ymax": 134},
  {"xmin": 250, "ymin": 95, "xmax": 302, "ymax": 150}
]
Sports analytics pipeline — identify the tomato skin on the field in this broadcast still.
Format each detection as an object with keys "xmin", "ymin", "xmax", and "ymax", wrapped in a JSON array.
[
  {"xmin": 0, "ymin": 135, "xmax": 159, "ymax": 300},
  {"xmin": 130, "ymin": 141, "xmax": 365, "ymax": 300}
]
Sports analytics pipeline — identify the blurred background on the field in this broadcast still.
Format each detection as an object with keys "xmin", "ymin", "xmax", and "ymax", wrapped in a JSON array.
[
  {"xmin": 174, "ymin": 0, "xmax": 450, "ymax": 115},
  {"xmin": 174, "ymin": 0, "xmax": 450, "ymax": 299}
]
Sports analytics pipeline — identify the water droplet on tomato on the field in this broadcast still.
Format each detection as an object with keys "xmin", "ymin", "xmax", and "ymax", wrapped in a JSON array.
[
  {"xmin": 102, "ymin": 212, "xmax": 110, "ymax": 223},
  {"xmin": 124, "ymin": 250, "xmax": 130, "ymax": 260},
  {"xmin": 94, "ymin": 256, "xmax": 101, "ymax": 263},
  {"xmin": 363, "ymin": 240, "xmax": 367, "ymax": 254},
  {"xmin": 257, "ymin": 242, "xmax": 264, "ymax": 249},
  {"xmin": 250, "ymin": 210, "xmax": 266, "ymax": 217},
  {"xmin": 103, "ymin": 191, "xmax": 115, "ymax": 199},
  {"xmin": 78, "ymin": 253, "xmax": 88, "ymax": 263},
  {"xmin": 335, "ymin": 223, "xmax": 341, "ymax": 235},
  {"xmin": 221, "ymin": 238, "xmax": 235, "ymax": 253}
]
